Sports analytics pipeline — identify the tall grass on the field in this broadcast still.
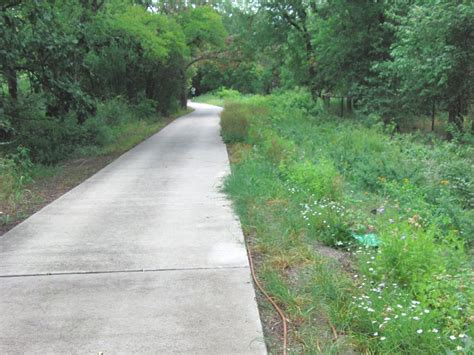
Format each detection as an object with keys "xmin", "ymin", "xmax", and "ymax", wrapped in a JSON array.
[{"xmin": 218, "ymin": 90, "xmax": 473, "ymax": 353}]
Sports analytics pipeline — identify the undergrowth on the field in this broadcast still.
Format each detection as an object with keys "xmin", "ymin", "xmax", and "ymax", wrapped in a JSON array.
[
  {"xmin": 214, "ymin": 90, "xmax": 473, "ymax": 353},
  {"xmin": 0, "ymin": 100, "xmax": 188, "ymax": 228}
]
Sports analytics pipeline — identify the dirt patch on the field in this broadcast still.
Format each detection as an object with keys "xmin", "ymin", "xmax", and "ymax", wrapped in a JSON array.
[
  {"xmin": 0, "ymin": 155, "xmax": 114, "ymax": 236},
  {"xmin": 314, "ymin": 242, "xmax": 354, "ymax": 273},
  {"xmin": 0, "ymin": 110, "xmax": 187, "ymax": 237}
]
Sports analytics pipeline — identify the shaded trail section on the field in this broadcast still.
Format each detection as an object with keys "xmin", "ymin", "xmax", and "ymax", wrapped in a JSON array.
[{"xmin": 0, "ymin": 103, "xmax": 266, "ymax": 354}]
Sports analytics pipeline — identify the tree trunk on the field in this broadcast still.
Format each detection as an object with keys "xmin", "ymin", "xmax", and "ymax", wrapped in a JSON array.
[
  {"xmin": 346, "ymin": 97, "xmax": 353, "ymax": 113},
  {"xmin": 447, "ymin": 98, "xmax": 463, "ymax": 140},
  {"xmin": 4, "ymin": 66, "xmax": 18, "ymax": 101},
  {"xmin": 340, "ymin": 97, "xmax": 344, "ymax": 117},
  {"xmin": 145, "ymin": 74, "xmax": 154, "ymax": 101},
  {"xmin": 431, "ymin": 100, "xmax": 436, "ymax": 132},
  {"xmin": 179, "ymin": 68, "xmax": 187, "ymax": 109}
]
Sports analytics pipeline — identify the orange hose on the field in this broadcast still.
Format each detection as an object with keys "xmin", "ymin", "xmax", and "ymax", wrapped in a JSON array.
[{"xmin": 246, "ymin": 243, "xmax": 288, "ymax": 355}]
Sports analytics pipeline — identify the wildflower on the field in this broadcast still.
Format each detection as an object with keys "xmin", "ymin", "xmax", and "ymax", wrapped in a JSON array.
[
  {"xmin": 459, "ymin": 334, "xmax": 466, "ymax": 338},
  {"xmin": 384, "ymin": 317, "xmax": 391, "ymax": 321},
  {"xmin": 424, "ymin": 309, "xmax": 430, "ymax": 314},
  {"xmin": 367, "ymin": 308, "xmax": 375, "ymax": 313},
  {"xmin": 417, "ymin": 329, "xmax": 423, "ymax": 334},
  {"xmin": 457, "ymin": 346, "xmax": 463, "ymax": 351},
  {"xmin": 450, "ymin": 335, "xmax": 457, "ymax": 340},
  {"xmin": 380, "ymin": 336, "xmax": 386, "ymax": 341},
  {"xmin": 432, "ymin": 329, "xmax": 438, "ymax": 333},
  {"xmin": 440, "ymin": 179, "xmax": 449, "ymax": 185},
  {"xmin": 374, "ymin": 332, "xmax": 378, "ymax": 336},
  {"xmin": 413, "ymin": 317, "xmax": 420, "ymax": 320},
  {"xmin": 369, "ymin": 268, "xmax": 374, "ymax": 271},
  {"xmin": 401, "ymin": 313, "xmax": 407, "ymax": 316},
  {"xmin": 396, "ymin": 304, "xmax": 403, "ymax": 309}
]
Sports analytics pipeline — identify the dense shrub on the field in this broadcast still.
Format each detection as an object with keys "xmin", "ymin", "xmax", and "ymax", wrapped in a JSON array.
[
  {"xmin": 283, "ymin": 159, "xmax": 342, "ymax": 201},
  {"xmin": 0, "ymin": 146, "xmax": 33, "ymax": 201},
  {"xmin": 220, "ymin": 103, "xmax": 250, "ymax": 143},
  {"xmin": 218, "ymin": 91, "xmax": 473, "ymax": 353}
]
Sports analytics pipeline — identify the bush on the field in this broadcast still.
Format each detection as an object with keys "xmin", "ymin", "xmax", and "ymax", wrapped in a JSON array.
[
  {"xmin": 0, "ymin": 146, "xmax": 33, "ymax": 201},
  {"xmin": 283, "ymin": 159, "xmax": 342, "ymax": 201},
  {"xmin": 219, "ymin": 91, "xmax": 474, "ymax": 353},
  {"xmin": 220, "ymin": 103, "xmax": 250, "ymax": 143},
  {"xmin": 133, "ymin": 97, "xmax": 157, "ymax": 120},
  {"xmin": 258, "ymin": 128, "xmax": 296, "ymax": 164},
  {"xmin": 215, "ymin": 87, "xmax": 242, "ymax": 100},
  {"xmin": 95, "ymin": 97, "xmax": 132, "ymax": 125}
]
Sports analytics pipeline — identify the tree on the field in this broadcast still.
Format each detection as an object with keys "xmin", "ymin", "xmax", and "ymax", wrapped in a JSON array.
[{"xmin": 386, "ymin": 1, "xmax": 474, "ymax": 138}]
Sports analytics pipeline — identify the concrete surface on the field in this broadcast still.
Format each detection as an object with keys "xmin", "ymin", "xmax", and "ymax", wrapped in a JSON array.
[{"xmin": 0, "ymin": 102, "xmax": 266, "ymax": 353}]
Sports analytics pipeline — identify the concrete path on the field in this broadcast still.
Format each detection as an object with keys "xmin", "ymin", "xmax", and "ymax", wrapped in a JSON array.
[{"xmin": 0, "ymin": 103, "xmax": 266, "ymax": 353}]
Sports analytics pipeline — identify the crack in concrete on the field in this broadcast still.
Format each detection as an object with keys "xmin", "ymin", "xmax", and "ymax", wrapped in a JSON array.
[{"xmin": 0, "ymin": 265, "xmax": 250, "ymax": 279}]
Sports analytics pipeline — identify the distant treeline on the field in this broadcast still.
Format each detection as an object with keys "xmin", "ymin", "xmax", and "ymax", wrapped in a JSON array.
[{"xmin": 194, "ymin": 1, "xmax": 474, "ymax": 138}]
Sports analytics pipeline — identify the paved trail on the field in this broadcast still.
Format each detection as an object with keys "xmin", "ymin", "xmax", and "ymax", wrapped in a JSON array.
[{"xmin": 0, "ymin": 102, "xmax": 266, "ymax": 353}]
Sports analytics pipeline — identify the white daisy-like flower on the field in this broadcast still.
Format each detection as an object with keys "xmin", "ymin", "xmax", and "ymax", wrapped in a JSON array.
[
  {"xmin": 413, "ymin": 316, "xmax": 420, "ymax": 320},
  {"xmin": 450, "ymin": 335, "xmax": 457, "ymax": 340},
  {"xmin": 424, "ymin": 309, "xmax": 430, "ymax": 314},
  {"xmin": 417, "ymin": 329, "xmax": 423, "ymax": 334},
  {"xmin": 380, "ymin": 336, "xmax": 386, "ymax": 341},
  {"xmin": 374, "ymin": 332, "xmax": 378, "ymax": 336},
  {"xmin": 432, "ymin": 329, "xmax": 438, "ymax": 333},
  {"xmin": 459, "ymin": 334, "xmax": 466, "ymax": 338},
  {"xmin": 456, "ymin": 346, "xmax": 463, "ymax": 351}
]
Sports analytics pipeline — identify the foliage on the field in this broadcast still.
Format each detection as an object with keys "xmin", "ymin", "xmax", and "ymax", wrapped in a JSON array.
[
  {"xmin": 220, "ymin": 102, "xmax": 250, "ymax": 143},
  {"xmin": 0, "ymin": 0, "xmax": 226, "ymax": 165},
  {"xmin": 219, "ymin": 91, "xmax": 473, "ymax": 353}
]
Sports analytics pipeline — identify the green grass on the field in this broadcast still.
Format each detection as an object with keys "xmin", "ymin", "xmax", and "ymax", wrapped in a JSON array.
[
  {"xmin": 0, "ymin": 106, "xmax": 190, "ymax": 232},
  {"xmin": 220, "ymin": 91, "xmax": 473, "ymax": 353},
  {"xmin": 193, "ymin": 87, "xmax": 244, "ymax": 107}
]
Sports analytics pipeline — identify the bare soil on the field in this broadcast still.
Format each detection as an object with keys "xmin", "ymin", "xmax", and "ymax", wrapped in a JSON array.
[{"xmin": 0, "ymin": 155, "xmax": 114, "ymax": 236}]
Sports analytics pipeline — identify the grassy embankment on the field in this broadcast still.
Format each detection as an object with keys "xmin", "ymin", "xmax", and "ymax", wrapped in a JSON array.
[
  {"xmin": 201, "ymin": 90, "xmax": 473, "ymax": 353},
  {"xmin": 0, "ymin": 104, "xmax": 191, "ymax": 235}
]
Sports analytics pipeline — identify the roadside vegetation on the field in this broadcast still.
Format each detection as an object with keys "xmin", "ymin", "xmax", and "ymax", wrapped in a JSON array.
[
  {"xmin": 0, "ymin": 104, "xmax": 189, "ymax": 233},
  {"xmin": 2, "ymin": 0, "xmax": 473, "ymax": 352},
  {"xmin": 1, "ymin": 1, "xmax": 225, "ymax": 232},
  {"xmin": 192, "ymin": 3, "xmax": 473, "ymax": 351},
  {"xmin": 201, "ymin": 90, "xmax": 473, "ymax": 353}
]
